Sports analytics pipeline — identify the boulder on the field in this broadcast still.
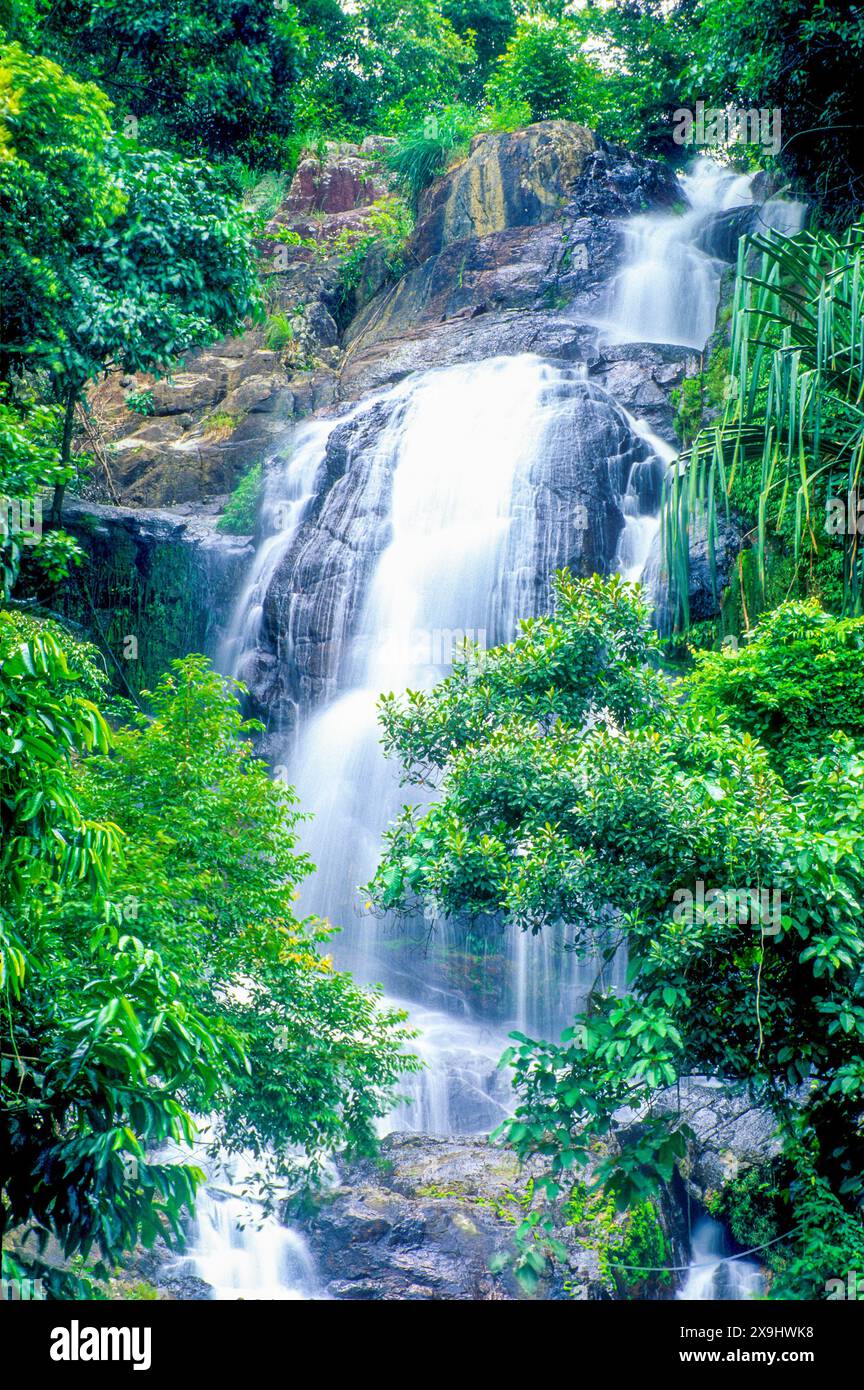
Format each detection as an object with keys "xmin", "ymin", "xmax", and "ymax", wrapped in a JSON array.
[
  {"xmin": 285, "ymin": 143, "xmax": 390, "ymax": 215},
  {"xmin": 298, "ymin": 1133, "xmax": 643, "ymax": 1301},
  {"xmin": 654, "ymin": 1079, "xmax": 783, "ymax": 1204},
  {"xmin": 409, "ymin": 122, "xmax": 596, "ymax": 264}
]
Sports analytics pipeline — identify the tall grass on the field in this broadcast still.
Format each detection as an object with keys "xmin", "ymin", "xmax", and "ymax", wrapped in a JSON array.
[
  {"xmin": 662, "ymin": 222, "xmax": 864, "ymax": 633},
  {"xmin": 386, "ymin": 101, "xmax": 532, "ymax": 208}
]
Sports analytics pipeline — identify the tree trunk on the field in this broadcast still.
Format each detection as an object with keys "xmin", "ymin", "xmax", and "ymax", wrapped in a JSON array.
[{"xmin": 50, "ymin": 386, "xmax": 78, "ymax": 527}]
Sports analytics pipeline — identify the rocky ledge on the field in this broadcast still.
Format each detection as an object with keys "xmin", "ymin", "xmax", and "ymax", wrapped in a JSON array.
[{"xmin": 295, "ymin": 1131, "xmax": 684, "ymax": 1301}]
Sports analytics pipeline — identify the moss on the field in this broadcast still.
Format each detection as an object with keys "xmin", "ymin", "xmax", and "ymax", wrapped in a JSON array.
[
  {"xmin": 705, "ymin": 345, "xmax": 731, "ymax": 408},
  {"xmin": 42, "ymin": 522, "xmax": 225, "ymax": 702},
  {"xmin": 670, "ymin": 375, "xmax": 704, "ymax": 445},
  {"xmin": 218, "ymin": 462, "xmax": 263, "ymax": 535},
  {"xmin": 709, "ymin": 1164, "xmax": 787, "ymax": 1275},
  {"xmin": 565, "ymin": 1181, "xmax": 672, "ymax": 1298},
  {"xmin": 202, "ymin": 410, "xmax": 244, "ymax": 441}
]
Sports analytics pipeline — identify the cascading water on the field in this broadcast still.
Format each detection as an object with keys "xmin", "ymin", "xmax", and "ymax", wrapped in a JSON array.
[
  {"xmin": 198, "ymin": 158, "xmax": 799, "ymax": 1298},
  {"xmin": 171, "ymin": 1149, "xmax": 324, "ymax": 1301},
  {"xmin": 218, "ymin": 418, "xmax": 335, "ymax": 698},
  {"xmin": 677, "ymin": 1218, "xmax": 764, "ymax": 1301},
  {"xmin": 591, "ymin": 158, "xmax": 803, "ymax": 351}
]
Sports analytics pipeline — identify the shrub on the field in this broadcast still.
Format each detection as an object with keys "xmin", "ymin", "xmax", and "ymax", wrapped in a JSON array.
[{"xmin": 217, "ymin": 462, "xmax": 263, "ymax": 534}]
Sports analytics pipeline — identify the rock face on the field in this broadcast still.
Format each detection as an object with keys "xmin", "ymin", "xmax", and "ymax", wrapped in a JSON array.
[
  {"xmin": 655, "ymin": 1079, "xmax": 783, "ymax": 1205},
  {"xmin": 246, "ymin": 368, "xmax": 657, "ymax": 726},
  {"xmin": 341, "ymin": 127, "xmax": 687, "ymax": 408},
  {"xmin": 49, "ymin": 500, "xmax": 252, "ymax": 695},
  {"xmin": 409, "ymin": 122, "xmax": 596, "ymax": 262},
  {"xmin": 297, "ymin": 1132, "xmax": 681, "ymax": 1301},
  {"xmin": 286, "ymin": 140, "xmax": 392, "ymax": 216},
  {"xmin": 83, "ymin": 141, "xmax": 397, "ymax": 507}
]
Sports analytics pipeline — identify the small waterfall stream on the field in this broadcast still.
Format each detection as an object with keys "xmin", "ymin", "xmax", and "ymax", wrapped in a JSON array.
[
  {"xmin": 193, "ymin": 159, "xmax": 802, "ymax": 1299},
  {"xmin": 677, "ymin": 1218, "xmax": 764, "ymax": 1301}
]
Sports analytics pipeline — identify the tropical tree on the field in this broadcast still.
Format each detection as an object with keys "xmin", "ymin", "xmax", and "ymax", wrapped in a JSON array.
[
  {"xmin": 367, "ymin": 574, "xmax": 864, "ymax": 1295},
  {"xmin": 484, "ymin": 15, "xmax": 605, "ymax": 124},
  {"xmin": 46, "ymin": 142, "xmax": 260, "ymax": 519},
  {"xmin": 29, "ymin": 0, "xmax": 312, "ymax": 166},
  {"xmin": 0, "ymin": 43, "xmax": 260, "ymax": 522},
  {"xmin": 0, "ymin": 614, "xmax": 225, "ymax": 1298},
  {"xmin": 75, "ymin": 655, "xmax": 419, "ymax": 1187},
  {"xmin": 1, "ymin": 626, "xmax": 418, "ymax": 1296}
]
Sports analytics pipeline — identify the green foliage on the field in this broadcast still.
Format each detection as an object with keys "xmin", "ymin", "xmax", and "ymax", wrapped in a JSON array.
[
  {"xmin": 670, "ymin": 376, "xmax": 704, "ymax": 447},
  {"xmin": 708, "ymin": 1163, "xmax": 786, "ymax": 1263},
  {"xmin": 0, "ymin": 394, "xmax": 82, "ymax": 595},
  {"xmin": 441, "ymin": 0, "xmax": 516, "ymax": 101},
  {"xmin": 263, "ymin": 311, "xmax": 296, "ymax": 355},
  {"xmin": 0, "ymin": 41, "xmax": 260, "ymax": 527},
  {"xmin": 1, "ymin": 628, "xmax": 418, "ymax": 1295},
  {"xmin": 688, "ymin": 0, "xmax": 864, "ymax": 232},
  {"xmin": 36, "ymin": 0, "xmax": 311, "ymax": 168},
  {"xmin": 578, "ymin": 1, "xmax": 864, "ymax": 228},
  {"xmin": 0, "ymin": 613, "xmax": 222, "ymax": 1297},
  {"xmin": 125, "ymin": 389, "xmax": 154, "ymax": 417},
  {"xmin": 68, "ymin": 145, "xmax": 261, "ymax": 386},
  {"xmin": 333, "ymin": 196, "xmax": 415, "ymax": 314},
  {"xmin": 664, "ymin": 221, "xmax": 864, "ymax": 632},
  {"xmin": 340, "ymin": 0, "xmax": 475, "ymax": 133},
  {"xmin": 386, "ymin": 104, "xmax": 484, "ymax": 206},
  {"xmin": 217, "ymin": 462, "xmax": 263, "ymax": 536},
  {"xmin": 484, "ymin": 16, "xmax": 605, "ymax": 125},
  {"xmin": 75, "ymin": 657, "xmax": 420, "ymax": 1185},
  {"xmin": 0, "ymin": 41, "xmax": 122, "ymax": 393},
  {"xmin": 240, "ymin": 170, "xmax": 289, "ymax": 225},
  {"xmin": 566, "ymin": 1182, "xmax": 671, "ymax": 1297},
  {"xmin": 686, "ymin": 601, "xmax": 864, "ymax": 784},
  {"xmin": 369, "ymin": 573, "xmax": 864, "ymax": 1295}
]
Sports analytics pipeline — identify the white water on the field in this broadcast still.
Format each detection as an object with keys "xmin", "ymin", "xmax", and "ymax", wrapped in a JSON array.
[
  {"xmin": 182, "ymin": 1187, "xmax": 323, "ymax": 1300},
  {"xmin": 218, "ymin": 420, "xmax": 332, "ymax": 694},
  {"xmin": 199, "ymin": 159, "xmax": 798, "ymax": 1299},
  {"xmin": 591, "ymin": 159, "xmax": 803, "ymax": 350},
  {"xmin": 677, "ymin": 1218, "xmax": 764, "ymax": 1301}
]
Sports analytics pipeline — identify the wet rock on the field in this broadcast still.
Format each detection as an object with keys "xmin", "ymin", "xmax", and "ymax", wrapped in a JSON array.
[
  {"xmin": 590, "ymin": 343, "xmax": 700, "ymax": 442},
  {"xmin": 46, "ymin": 500, "xmax": 252, "ymax": 695},
  {"xmin": 299, "ymin": 1134, "xmax": 578, "ymax": 1300},
  {"xmin": 342, "ymin": 127, "xmax": 686, "ymax": 400},
  {"xmin": 247, "ymin": 371, "xmax": 646, "ymax": 723},
  {"xmin": 341, "ymin": 308, "xmax": 597, "ymax": 397},
  {"xmin": 643, "ymin": 507, "xmax": 742, "ymax": 628},
  {"xmin": 697, "ymin": 205, "xmax": 760, "ymax": 261},
  {"xmin": 654, "ymin": 1079, "xmax": 783, "ymax": 1204},
  {"xmin": 685, "ymin": 511, "xmax": 743, "ymax": 621},
  {"xmin": 409, "ymin": 122, "xmax": 596, "ymax": 264},
  {"xmin": 567, "ymin": 140, "xmax": 683, "ymax": 219}
]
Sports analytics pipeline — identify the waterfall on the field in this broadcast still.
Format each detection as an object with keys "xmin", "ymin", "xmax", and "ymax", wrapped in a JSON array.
[
  {"xmin": 678, "ymin": 1218, "xmax": 764, "ymax": 1301},
  {"xmin": 180, "ymin": 1187, "xmax": 323, "ymax": 1301},
  {"xmin": 200, "ymin": 157, "xmax": 800, "ymax": 1299},
  {"xmin": 218, "ymin": 418, "xmax": 334, "ymax": 695},
  {"xmin": 591, "ymin": 158, "xmax": 803, "ymax": 350}
]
